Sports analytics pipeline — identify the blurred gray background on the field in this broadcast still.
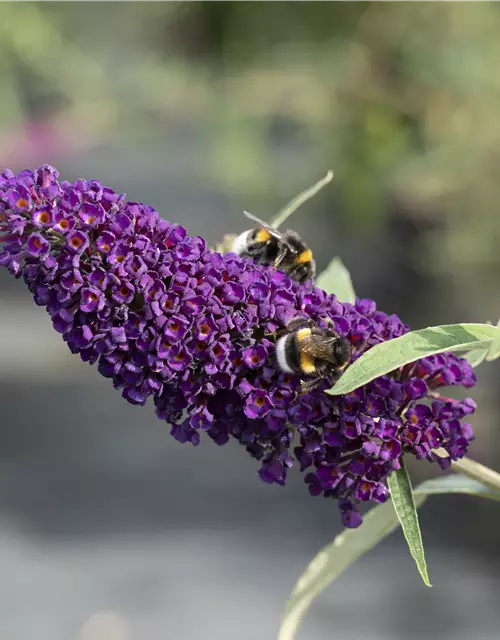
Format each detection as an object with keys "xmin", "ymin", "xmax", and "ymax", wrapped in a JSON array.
[{"xmin": 1, "ymin": 3, "xmax": 500, "ymax": 639}]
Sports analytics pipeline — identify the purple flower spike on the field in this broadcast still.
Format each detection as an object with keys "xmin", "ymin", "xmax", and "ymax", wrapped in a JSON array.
[{"xmin": 0, "ymin": 164, "xmax": 478, "ymax": 528}]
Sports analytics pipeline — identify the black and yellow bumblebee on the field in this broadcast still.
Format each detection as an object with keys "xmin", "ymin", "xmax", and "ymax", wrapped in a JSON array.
[
  {"xmin": 275, "ymin": 316, "xmax": 351, "ymax": 393},
  {"xmin": 232, "ymin": 211, "xmax": 316, "ymax": 284}
]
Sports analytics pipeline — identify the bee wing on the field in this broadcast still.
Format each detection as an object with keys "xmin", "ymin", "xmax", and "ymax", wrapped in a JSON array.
[
  {"xmin": 301, "ymin": 336, "xmax": 336, "ymax": 362},
  {"xmin": 243, "ymin": 211, "xmax": 282, "ymax": 240}
]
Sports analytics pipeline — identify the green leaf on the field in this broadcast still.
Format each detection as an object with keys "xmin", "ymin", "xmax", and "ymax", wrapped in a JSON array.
[
  {"xmin": 328, "ymin": 323, "xmax": 500, "ymax": 396},
  {"xmin": 415, "ymin": 474, "xmax": 500, "ymax": 502},
  {"xmin": 278, "ymin": 473, "xmax": 500, "ymax": 640},
  {"xmin": 212, "ymin": 233, "xmax": 237, "ymax": 255},
  {"xmin": 447, "ymin": 455, "xmax": 500, "ymax": 494},
  {"xmin": 486, "ymin": 320, "xmax": 500, "ymax": 361},
  {"xmin": 270, "ymin": 170, "xmax": 333, "ymax": 229},
  {"xmin": 460, "ymin": 320, "xmax": 500, "ymax": 367},
  {"xmin": 277, "ymin": 496, "xmax": 426, "ymax": 640},
  {"xmin": 486, "ymin": 339, "xmax": 500, "ymax": 361},
  {"xmin": 316, "ymin": 257, "xmax": 356, "ymax": 304},
  {"xmin": 387, "ymin": 460, "xmax": 431, "ymax": 587},
  {"xmin": 464, "ymin": 348, "xmax": 488, "ymax": 367}
]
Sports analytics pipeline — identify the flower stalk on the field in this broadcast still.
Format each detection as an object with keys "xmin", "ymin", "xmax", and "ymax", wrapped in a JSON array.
[{"xmin": 437, "ymin": 450, "xmax": 500, "ymax": 494}]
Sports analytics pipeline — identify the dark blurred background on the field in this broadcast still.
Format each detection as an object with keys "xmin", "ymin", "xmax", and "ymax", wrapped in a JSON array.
[{"xmin": 1, "ymin": 3, "xmax": 500, "ymax": 639}]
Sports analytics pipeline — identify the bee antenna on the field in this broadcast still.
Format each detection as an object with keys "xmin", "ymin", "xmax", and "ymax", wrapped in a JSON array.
[
  {"xmin": 243, "ymin": 210, "xmax": 271, "ymax": 227},
  {"xmin": 243, "ymin": 210, "xmax": 282, "ymax": 239}
]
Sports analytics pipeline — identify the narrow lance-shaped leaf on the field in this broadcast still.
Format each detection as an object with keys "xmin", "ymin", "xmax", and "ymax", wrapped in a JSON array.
[
  {"xmin": 278, "ymin": 473, "xmax": 500, "ymax": 640},
  {"xmin": 387, "ymin": 460, "xmax": 430, "ymax": 587},
  {"xmin": 486, "ymin": 319, "xmax": 500, "ymax": 361},
  {"xmin": 437, "ymin": 451, "xmax": 500, "ymax": 494},
  {"xmin": 316, "ymin": 257, "xmax": 356, "ymax": 304},
  {"xmin": 460, "ymin": 320, "xmax": 500, "ymax": 367},
  {"xmin": 277, "ymin": 496, "xmax": 427, "ymax": 640},
  {"xmin": 270, "ymin": 170, "xmax": 333, "ymax": 229},
  {"xmin": 464, "ymin": 348, "xmax": 488, "ymax": 368},
  {"xmin": 329, "ymin": 323, "xmax": 500, "ymax": 396},
  {"xmin": 219, "ymin": 170, "xmax": 333, "ymax": 254},
  {"xmin": 416, "ymin": 474, "xmax": 500, "ymax": 501}
]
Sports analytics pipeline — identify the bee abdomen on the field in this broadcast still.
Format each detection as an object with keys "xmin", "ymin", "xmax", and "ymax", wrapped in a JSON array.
[
  {"xmin": 231, "ymin": 230, "xmax": 253, "ymax": 256},
  {"xmin": 276, "ymin": 333, "xmax": 302, "ymax": 374}
]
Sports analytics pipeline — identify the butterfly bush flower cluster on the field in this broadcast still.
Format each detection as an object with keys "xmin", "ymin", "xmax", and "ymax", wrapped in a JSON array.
[{"xmin": 0, "ymin": 165, "xmax": 477, "ymax": 527}]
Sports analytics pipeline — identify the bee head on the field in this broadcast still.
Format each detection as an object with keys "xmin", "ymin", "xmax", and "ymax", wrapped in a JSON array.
[{"xmin": 332, "ymin": 337, "xmax": 352, "ymax": 369}]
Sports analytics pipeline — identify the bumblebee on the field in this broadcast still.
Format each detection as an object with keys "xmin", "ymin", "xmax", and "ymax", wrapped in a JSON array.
[
  {"xmin": 275, "ymin": 316, "xmax": 351, "ymax": 393},
  {"xmin": 232, "ymin": 211, "xmax": 316, "ymax": 284}
]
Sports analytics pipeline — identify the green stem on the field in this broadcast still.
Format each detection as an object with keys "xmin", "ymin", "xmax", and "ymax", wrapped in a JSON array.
[
  {"xmin": 450, "ymin": 456, "xmax": 500, "ymax": 493},
  {"xmin": 270, "ymin": 170, "xmax": 333, "ymax": 229},
  {"xmin": 433, "ymin": 448, "xmax": 500, "ymax": 493}
]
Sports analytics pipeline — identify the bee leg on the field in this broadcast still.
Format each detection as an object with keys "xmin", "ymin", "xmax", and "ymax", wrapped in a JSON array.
[
  {"xmin": 274, "ymin": 246, "xmax": 288, "ymax": 267},
  {"xmin": 322, "ymin": 317, "xmax": 339, "ymax": 334},
  {"xmin": 317, "ymin": 316, "xmax": 341, "ymax": 339},
  {"xmin": 264, "ymin": 329, "xmax": 278, "ymax": 340},
  {"xmin": 300, "ymin": 377, "xmax": 322, "ymax": 393},
  {"xmin": 328, "ymin": 370, "xmax": 342, "ymax": 387},
  {"xmin": 299, "ymin": 362, "xmax": 335, "ymax": 394},
  {"xmin": 235, "ymin": 331, "xmax": 255, "ymax": 348}
]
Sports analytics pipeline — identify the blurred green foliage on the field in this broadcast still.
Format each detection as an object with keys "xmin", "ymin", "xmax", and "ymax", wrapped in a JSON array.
[{"xmin": 1, "ymin": 2, "xmax": 500, "ymax": 298}]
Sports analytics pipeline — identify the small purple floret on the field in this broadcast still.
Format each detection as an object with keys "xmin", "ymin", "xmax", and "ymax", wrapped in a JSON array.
[{"xmin": 26, "ymin": 233, "xmax": 49, "ymax": 257}]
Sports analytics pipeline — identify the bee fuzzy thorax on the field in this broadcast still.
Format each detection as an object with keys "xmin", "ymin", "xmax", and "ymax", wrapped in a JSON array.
[
  {"xmin": 231, "ymin": 211, "xmax": 316, "ymax": 284},
  {"xmin": 254, "ymin": 228, "xmax": 271, "ymax": 243}
]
